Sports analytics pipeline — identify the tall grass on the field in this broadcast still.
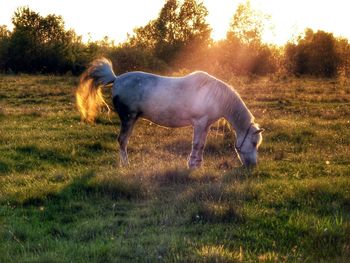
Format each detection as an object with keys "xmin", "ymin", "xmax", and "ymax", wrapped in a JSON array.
[{"xmin": 0, "ymin": 74, "xmax": 349, "ymax": 262}]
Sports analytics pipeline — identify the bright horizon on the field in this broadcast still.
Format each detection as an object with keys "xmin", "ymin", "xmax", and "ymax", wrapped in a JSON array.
[{"xmin": 0, "ymin": 0, "xmax": 349, "ymax": 45}]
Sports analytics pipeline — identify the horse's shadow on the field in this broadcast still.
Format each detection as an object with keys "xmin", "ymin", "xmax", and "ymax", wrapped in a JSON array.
[
  {"xmin": 162, "ymin": 139, "xmax": 191, "ymax": 156},
  {"xmin": 163, "ymin": 139, "xmax": 235, "ymax": 158}
]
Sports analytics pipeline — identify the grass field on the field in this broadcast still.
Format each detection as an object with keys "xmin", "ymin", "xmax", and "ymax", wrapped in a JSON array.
[{"xmin": 0, "ymin": 73, "xmax": 349, "ymax": 262}]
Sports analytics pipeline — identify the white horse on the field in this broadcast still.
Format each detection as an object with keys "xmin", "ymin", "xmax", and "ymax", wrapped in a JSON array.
[{"xmin": 76, "ymin": 58, "xmax": 263, "ymax": 168}]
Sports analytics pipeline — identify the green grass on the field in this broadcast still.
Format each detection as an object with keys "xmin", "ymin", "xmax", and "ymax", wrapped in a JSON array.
[{"xmin": 0, "ymin": 74, "xmax": 349, "ymax": 262}]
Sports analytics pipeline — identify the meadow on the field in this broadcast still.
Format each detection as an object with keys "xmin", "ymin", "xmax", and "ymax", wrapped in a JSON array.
[{"xmin": 0, "ymin": 73, "xmax": 349, "ymax": 262}]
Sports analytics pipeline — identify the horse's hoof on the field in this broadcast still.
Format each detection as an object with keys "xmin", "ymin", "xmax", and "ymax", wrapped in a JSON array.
[{"xmin": 188, "ymin": 161, "xmax": 202, "ymax": 169}]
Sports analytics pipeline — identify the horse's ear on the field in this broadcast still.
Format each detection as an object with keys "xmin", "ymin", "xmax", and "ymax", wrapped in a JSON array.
[{"xmin": 254, "ymin": 128, "xmax": 264, "ymax": 134}]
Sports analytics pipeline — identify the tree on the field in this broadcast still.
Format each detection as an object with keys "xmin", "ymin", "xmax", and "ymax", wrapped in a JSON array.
[
  {"xmin": 127, "ymin": 20, "xmax": 158, "ymax": 51},
  {"xmin": 336, "ymin": 38, "xmax": 350, "ymax": 76},
  {"xmin": 128, "ymin": 0, "xmax": 211, "ymax": 67},
  {"xmin": 108, "ymin": 46, "xmax": 168, "ymax": 74},
  {"xmin": 0, "ymin": 25, "xmax": 11, "ymax": 71},
  {"xmin": 178, "ymin": 0, "xmax": 211, "ymax": 45},
  {"xmin": 153, "ymin": 0, "xmax": 181, "ymax": 63},
  {"xmin": 221, "ymin": 1, "xmax": 276, "ymax": 75},
  {"xmin": 227, "ymin": 0, "xmax": 267, "ymax": 45},
  {"xmin": 173, "ymin": 0, "xmax": 212, "ymax": 68},
  {"xmin": 6, "ymin": 7, "xmax": 91, "ymax": 74},
  {"xmin": 285, "ymin": 29, "xmax": 340, "ymax": 77}
]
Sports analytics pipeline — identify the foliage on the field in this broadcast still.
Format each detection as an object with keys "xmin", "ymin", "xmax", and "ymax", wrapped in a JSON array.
[
  {"xmin": 1, "ymin": 7, "xmax": 93, "ymax": 74},
  {"xmin": 108, "ymin": 46, "xmax": 168, "ymax": 74},
  {"xmin": 207, "ymin": 1, "xmax": 278, "ymax": 76},
  {"xmin": 0, "ymin": 3, "xmax": 350, "ymax": 77},
  {"xmin": 336, "ymin": 37, "xmax": 350, "ymax": 76},
  {"xmin": 128, "ymin": 0, "xmax": 211, "ymax": 67},
  {"xmin": 285, "ymin": 29, "xmax": 341, "ymax": 77},
  {"xmin": 227, "ymin": 0, "xmax": 268, "ymax": 45},
  {"xmin": 0, "ymin": 25, "xmax": 10, "ymax": 71}
]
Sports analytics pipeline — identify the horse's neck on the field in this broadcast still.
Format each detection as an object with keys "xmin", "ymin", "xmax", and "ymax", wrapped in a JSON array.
[{"xmin": 224, "ymin": 93, "xmax": 253, "ymax": 135}]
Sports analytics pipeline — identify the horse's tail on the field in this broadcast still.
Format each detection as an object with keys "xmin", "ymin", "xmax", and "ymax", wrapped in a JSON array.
[{"xmin": 76, "ymin": 57, "xmax": 117, "ymax": 123}]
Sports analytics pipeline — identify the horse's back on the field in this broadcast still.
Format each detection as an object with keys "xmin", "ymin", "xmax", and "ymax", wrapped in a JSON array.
[{"xmin": 112, "ymin": 71, "xmax": 222, "ymax": 127}]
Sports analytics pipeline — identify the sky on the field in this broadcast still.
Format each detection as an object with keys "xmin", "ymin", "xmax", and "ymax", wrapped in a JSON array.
[{"xmin": 0, "ymin": 0, "xmax": 349, "ymax": 45}]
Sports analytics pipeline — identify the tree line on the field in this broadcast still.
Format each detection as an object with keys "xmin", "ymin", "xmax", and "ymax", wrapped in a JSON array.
[{"xmin": 0, "ymin": 1, "xmax": 350, "ymax": 78}]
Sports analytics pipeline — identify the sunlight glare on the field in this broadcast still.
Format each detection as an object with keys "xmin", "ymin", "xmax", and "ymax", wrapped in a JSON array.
[
  {"xmin": 207, "ymin": 0, "xmax": 350, "ymax": 44},
  {"xmin": 0, "ymin": 0, "xmax": 349, "ymax": 45}
]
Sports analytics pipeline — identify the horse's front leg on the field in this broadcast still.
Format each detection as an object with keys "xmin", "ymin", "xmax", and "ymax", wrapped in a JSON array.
[{"xmin": 188, "ymin": 123, "xmax": 209, "ymax": 169}]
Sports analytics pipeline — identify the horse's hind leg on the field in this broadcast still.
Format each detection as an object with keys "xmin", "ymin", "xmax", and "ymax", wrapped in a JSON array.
[
  {"xmin": 188, "ymin": 122, "xmax": 209, "ymax": 169},
  {"xmin": 118, "ymin": 117, "xmax": 136, "ymax": 166}
]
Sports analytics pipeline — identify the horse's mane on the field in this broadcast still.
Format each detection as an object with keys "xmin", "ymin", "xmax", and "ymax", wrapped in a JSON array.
[{"xmin": 203, "ymin": 73, "xmax": 254, "ymax": 130}]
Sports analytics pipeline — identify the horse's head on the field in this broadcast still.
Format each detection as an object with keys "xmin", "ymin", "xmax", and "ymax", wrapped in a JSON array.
[{"xmin": 235, "ymin": 123, "xmax": 264, "ymax": 167}]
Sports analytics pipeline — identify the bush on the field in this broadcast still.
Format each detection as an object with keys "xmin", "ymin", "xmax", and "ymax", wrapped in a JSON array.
[
  {"xmin": 1, "ymin": 7, "xmax": 95, "ymax": 74},
  {"xmin": 285, "ymin": 29, "xmax": 341, "ymax": 77},
  {"xmin": 108, "ymin": 46, "xmax": 168, "ymax": 74}
]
